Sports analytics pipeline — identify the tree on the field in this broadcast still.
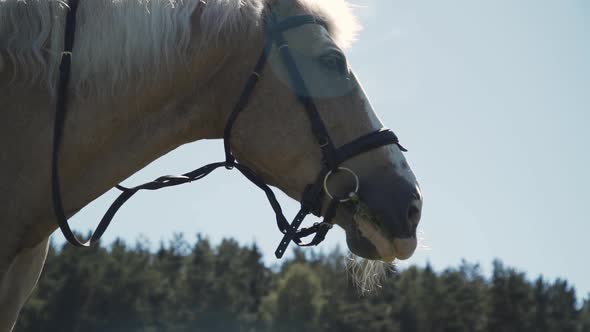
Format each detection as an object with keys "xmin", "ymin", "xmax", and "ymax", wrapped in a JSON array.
[
  {"xmin": 183, "ymin": 234, "xmax": 216, "ymax": 328},
  {"xmin": 397, "ymin": 266, "xmax": 420, "ymax": 332},
  {"xmin": 545, "ymin": 279, "xmax": 578, "ymax": 332},
  {"xmin": 14, "ymin": 238, "xmax": 589, "ymax": 332},
  {"xmin": 262, "ymin": 263, "xmax": 325, "ymax": 332},
  {"xmin": 415, "ymin": 262, "xmax": 441, "ymax": 332},
  {"xmin": 580, "ymin": 295, "xmax": 590, "ymax": 332},
  {"xmin": 432, "ymin": 261, "xmax": 487, "ymax": 332},
  {"xmin": 487, "ymin": 260, "xmax": 534, "ymax": 332},
  {"xmin": 531, "ymin": 276, "xmax": 549, "ymax": 332}
]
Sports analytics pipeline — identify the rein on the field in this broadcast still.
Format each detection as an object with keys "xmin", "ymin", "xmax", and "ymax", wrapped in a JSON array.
[{"xmin": 52, "ymin": 1, "xmax": 406, "ymax": 258}]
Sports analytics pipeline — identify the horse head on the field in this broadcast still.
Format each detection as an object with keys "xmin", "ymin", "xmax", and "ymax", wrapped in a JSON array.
[{"xmin": 224, "ymin": 0, "xmax": 423, "ymax": 262}]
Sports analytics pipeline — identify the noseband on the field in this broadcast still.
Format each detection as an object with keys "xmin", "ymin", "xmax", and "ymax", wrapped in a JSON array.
[{"xmin": 52, "ymin": 1, "xmax": 407, "ymax": 258}]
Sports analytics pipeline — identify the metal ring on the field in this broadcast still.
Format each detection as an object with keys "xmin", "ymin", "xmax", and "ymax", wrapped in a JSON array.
[{"xmin": 323, "ymin": 167, "xmax": 360, "ymax": 202}]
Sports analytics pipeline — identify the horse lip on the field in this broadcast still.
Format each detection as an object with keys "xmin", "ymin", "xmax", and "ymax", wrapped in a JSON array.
[
  {"xmin": 381, "ymin": 255, "xmax": 396, "ymax": 263},
  {"xmin": 353, "ymin": 212, "xmax": 397, "ymax": 260},
  {"xmin": 392, "ymin": 238, "xmax": 418, "ymax": 260}
]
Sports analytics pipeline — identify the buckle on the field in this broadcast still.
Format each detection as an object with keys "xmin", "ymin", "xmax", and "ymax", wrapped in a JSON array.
[
  {"xmin": 225, "ymin": 155, "xmax": 236, "ymax": 170},
  {"xmin": 318, "ymin": 137, "xmax": 329, "ymax": 147}
]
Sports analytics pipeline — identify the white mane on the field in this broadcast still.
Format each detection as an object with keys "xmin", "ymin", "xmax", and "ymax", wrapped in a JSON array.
[{"xmin": 0, "ymin": 0, "xmax": 360, "ymax": 96}]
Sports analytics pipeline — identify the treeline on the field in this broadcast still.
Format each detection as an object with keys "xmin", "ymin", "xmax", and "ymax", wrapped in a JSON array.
[{"xmin": 16, "ymin": 234, "xmax": 590, "ymax": 332}]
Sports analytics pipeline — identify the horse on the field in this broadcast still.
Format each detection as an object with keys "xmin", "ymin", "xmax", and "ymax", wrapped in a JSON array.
[{"xmin": 0, "ymin": 0, "xmax": 423, "ymax": 330}]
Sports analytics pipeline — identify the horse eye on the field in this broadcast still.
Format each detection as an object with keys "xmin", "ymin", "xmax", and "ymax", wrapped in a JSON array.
[{"xmin": 319, "ymin": 51, "xmax": 348, "ymax": 75}]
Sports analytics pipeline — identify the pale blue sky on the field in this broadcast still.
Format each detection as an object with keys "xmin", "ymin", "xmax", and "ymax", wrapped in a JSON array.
[{"xmin": 58, "ymin": 0, "xmax": 590, "ymax": 298}]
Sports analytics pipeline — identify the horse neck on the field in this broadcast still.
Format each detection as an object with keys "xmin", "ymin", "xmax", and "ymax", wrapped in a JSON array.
[
  {"xmin": 1, "ymin": 32, "xmax": 264, "ymax": 252},
  {"xmin": 56, "ymin": 38, "xmax": 262, "ymax": 212}
]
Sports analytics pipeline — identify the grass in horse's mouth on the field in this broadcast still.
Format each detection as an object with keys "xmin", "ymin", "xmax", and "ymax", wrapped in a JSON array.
[
  {"xmin": 348, "ymin": 195, "xmax": 396, "ymax": 262},
  {"xmin": 348, "ymin": 195, "xmax": 386, "ymax": 231},
  {"xmin": 345, "ymin": 196, "xmax": 395, "ymax": 292}
]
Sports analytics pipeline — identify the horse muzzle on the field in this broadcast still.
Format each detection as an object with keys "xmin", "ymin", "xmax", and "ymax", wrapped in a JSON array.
[{"xmin": 339, "ymin": 176, "xmax": 422, "ymax": 261}]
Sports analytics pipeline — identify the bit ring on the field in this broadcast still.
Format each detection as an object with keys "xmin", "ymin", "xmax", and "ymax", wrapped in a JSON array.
[{"xmin": 323, "ymin": 167, "xmax": 359, "ymax": 202}]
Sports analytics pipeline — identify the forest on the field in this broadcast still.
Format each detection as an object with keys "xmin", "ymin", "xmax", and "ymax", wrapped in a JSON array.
[{"xmin": 15, "ymin": 234, "xmax": 590, "ymax": 332}]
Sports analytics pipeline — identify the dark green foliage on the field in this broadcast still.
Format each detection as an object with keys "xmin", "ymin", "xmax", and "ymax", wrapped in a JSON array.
[
  {"xmin": 487, "ymin": 260, "xmax": 534, "ymax": 332},
  {"xmin": 262, "ymin": 263, "xmax": 324, "ymax": 332},
  {"xmin": 545, "ymin": 279, "xmax": 578, "ymax": 332},
  {"xmin": 14, "ymin": 236, "xmax": 589, "ymax": 332},
  {"xmin": 580, "ymin": 296, "xmax": 590, "ymax": 332}
]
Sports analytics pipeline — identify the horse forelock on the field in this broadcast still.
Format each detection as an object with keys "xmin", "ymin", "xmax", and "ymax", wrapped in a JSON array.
[{"xmin": 0, "ymin": 0, "xmax": 360, "ymax": 97}]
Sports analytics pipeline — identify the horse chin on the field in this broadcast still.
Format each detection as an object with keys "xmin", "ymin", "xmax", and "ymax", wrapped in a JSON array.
[{"xmin": 339, "ymin": 208, "xmax": 397, "ymax": 263}]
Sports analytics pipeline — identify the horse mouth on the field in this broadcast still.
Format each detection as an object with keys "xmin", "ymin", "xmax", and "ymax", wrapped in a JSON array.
[
  {"xmin": 341, "ymin": 196, "xmax": 418, "ymax": 262},
  {"xmin": 338, "ymin": 200, "xmax": 397, "ymax": 262},
  {"xmin": 352, "ymin": 211, "xmax": 397, "ymax": 262}
]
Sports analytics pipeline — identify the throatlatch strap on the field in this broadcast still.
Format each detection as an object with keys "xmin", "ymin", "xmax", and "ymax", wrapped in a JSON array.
[{"xmin": 223, "ymin": 41, "xmax": 272, "ymax": 165}]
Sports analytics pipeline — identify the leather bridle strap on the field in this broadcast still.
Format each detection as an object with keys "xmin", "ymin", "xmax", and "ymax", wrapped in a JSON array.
[
  {"xmin": 52, "ymin": 0, "xmax": 86, "ymax": 246},
  {"xmin": 51, "ymin": 5, "xmax": 406, "ymax": 257},
  {"xmin": 223, "ymin": 40, "xmax": 272, "ymax": 167},
  {"xmin": 262, "ymin": 15, "xmax": 404, "ymax": 257},
  {"xmin": 270, "ymin": 15, "xmax": 340, "ymax": 170}
]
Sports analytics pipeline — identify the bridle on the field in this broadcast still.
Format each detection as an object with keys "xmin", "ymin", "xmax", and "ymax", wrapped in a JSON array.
[{"xmin": 52, "ymin": 0, "xmax": 407, "ymax": 258}]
